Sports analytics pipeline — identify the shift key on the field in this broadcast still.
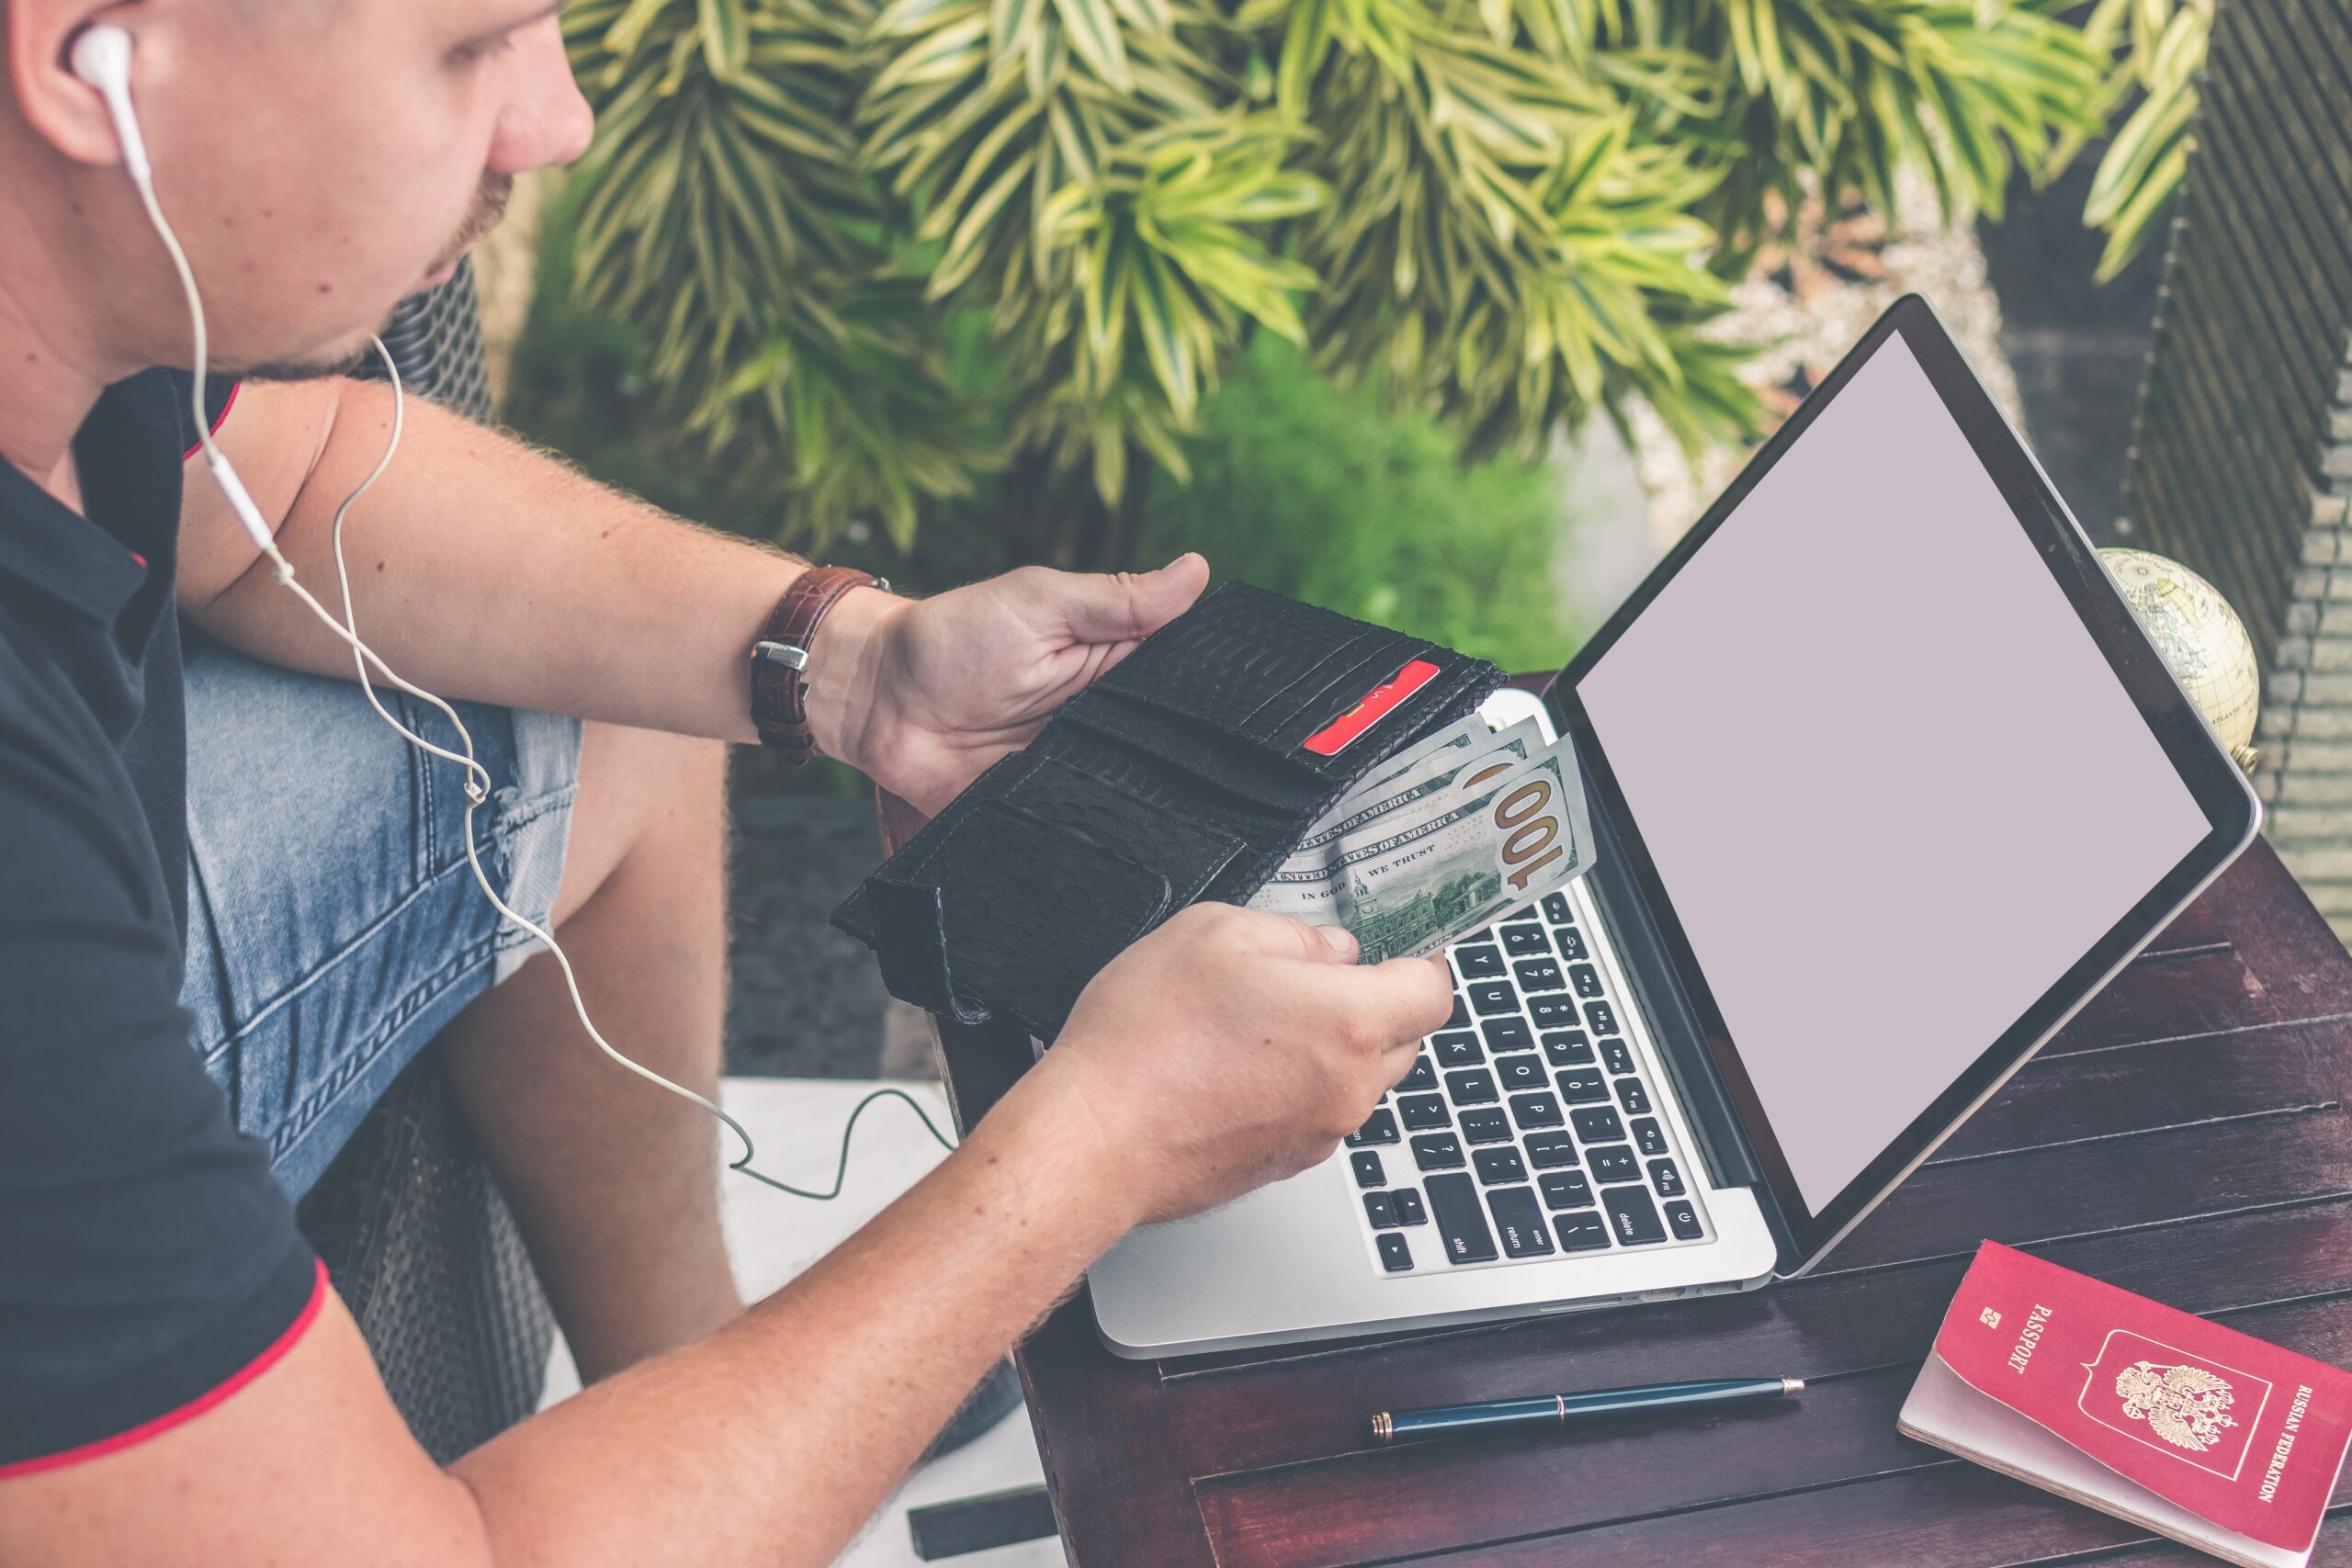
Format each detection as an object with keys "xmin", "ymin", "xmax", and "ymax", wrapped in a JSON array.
[{"xmin": 1422, "ymin": 1173, "xmax": 1499, "ymax": 1264}]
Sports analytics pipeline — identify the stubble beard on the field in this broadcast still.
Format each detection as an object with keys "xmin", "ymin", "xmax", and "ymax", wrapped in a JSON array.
[{"xmin": 224, "ymin": 174, "xmax": 516, "ymax": 383}]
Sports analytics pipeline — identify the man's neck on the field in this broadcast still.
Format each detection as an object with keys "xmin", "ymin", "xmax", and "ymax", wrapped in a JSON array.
[{"xmin": 0, "ymin": 204, "xmax": 119, "ymax": 508}]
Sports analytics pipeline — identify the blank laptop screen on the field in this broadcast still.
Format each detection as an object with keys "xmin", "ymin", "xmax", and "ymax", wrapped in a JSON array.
[{"xmin": 1575, "ymin": 333, "xmax": 2211, "ymax": 1213}]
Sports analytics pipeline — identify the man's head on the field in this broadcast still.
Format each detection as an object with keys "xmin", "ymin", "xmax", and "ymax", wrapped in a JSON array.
[{"xmin": 2, "ymin": 0, "xmax": 593, "ymax": 385}]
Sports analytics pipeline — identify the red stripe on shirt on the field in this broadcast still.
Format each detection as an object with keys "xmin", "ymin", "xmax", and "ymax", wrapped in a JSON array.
[
  {"xmin": 0, "ymin": 1258, "xmax": 328, "ymax": 1483},
  {"xmin": 180, "ymin": 380, "xmax": 241, "ymax": 462}
]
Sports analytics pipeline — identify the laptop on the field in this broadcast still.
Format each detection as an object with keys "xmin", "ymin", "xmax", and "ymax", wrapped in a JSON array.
[{"xmin": 1088, "ymin": 296, "xmax": 2266, "ymax": 1358}]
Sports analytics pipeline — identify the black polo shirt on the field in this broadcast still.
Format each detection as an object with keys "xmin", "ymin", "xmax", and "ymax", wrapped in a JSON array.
[{"xmin": 0, "ymin": 370, "xmax": 322, "ymax": 1479}]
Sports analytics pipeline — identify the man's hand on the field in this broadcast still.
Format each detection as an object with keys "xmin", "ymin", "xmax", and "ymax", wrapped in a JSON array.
[
  {"xmin": 806, "ymin": 554, "xmax": 1212, "ymax": 816},
  {"xmin": 1022, "ymin": 903, "xmax": 1456, "ymax": 1227}
]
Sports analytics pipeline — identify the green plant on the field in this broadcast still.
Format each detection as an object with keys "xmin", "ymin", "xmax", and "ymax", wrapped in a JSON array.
[
  {"xmin": 559, "ymin": 0, "xmax": 2110, "ymax": 564},
  {"xmin": 1136, "ymin": 335, "xmax": 1575, "ymax": 671},
  {"xmin": 560, "ymin": 0, "xmax": 993, "ymax": 551},
  {"xmin": 2057, "ymin": 0, "xmax": 2210, "ymax": 281}
]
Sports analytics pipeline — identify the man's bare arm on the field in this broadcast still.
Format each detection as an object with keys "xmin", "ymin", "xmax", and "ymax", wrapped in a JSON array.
[
  {"xmin": 175, "ymin": 376, "xmax": 1224, "ymax": 817},
  {"xmin": 175, "ymin": 376, "xmax": 877, "ymax": 748},
  {"xmin": 0, "ymin": 1063, "xmax": 1126, "ymax": 1568},
  {"xmin": 0, "ymin": 908, "xmax": 1453, "ymax": 1568}
]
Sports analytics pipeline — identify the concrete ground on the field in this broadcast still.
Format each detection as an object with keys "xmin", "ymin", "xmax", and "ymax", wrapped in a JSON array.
[
  {"xmin": 723, "ymin": 793, "xmax": 901, "ymax": 1081},
  {"xmin": 1974, "ymin": 154, "xmax": 2167, "ymax": 547}
]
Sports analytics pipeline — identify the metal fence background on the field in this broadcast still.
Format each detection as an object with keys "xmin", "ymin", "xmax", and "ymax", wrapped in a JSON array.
[{"xmin": 2119, "ymin": 0, "xmax": 2352, "ymax": 939}]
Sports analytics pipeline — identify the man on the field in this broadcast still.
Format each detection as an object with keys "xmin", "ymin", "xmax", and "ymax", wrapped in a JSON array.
[{"xmin": 0, "ymin": 1, "xmax": 1453, "ymax": 1562}]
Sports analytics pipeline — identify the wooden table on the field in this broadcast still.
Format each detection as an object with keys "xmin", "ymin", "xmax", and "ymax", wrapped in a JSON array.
[{"xmin": 899, "ymin": 802, "xmax": 2352, "ymax": 1566}]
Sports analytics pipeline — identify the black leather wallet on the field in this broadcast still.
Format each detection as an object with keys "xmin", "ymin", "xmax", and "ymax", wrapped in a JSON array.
[{"xmin": 831, "ymin": 581, "xmax": 1506, "ymax": 1038}]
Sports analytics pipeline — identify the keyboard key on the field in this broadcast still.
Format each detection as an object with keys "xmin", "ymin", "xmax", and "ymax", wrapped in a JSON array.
[
  {"xmin": 1601, "ymin": 1185, "xmax": 1668, "ymax": 1245},
  {"xmin": 1570, "ymin": 1106, "xmax": 1624, "ymax": 1143},
  {"xmin": 1447, "ymin": 992, "xmax": 1471, "ymax": 1029},
  {"xmin": 1393, "ymin": 1188, "xmax": 1429, "ymax": 1225},
  {"xmin": 1600, "ymin": 1037, "xmax": 1635, "ymax": 1075},
  {"xmin": 1459, "ymin": 1108, "xmax": 1513, "ymax": 1144},
  {"xmin": 1553, "ymin": 925, "xmax": 1588, "ymax": 961},
  {"xmin": 1556, "ymin": 1068, "xmax": 1609, "ymax": 1104},
  {"xmin": 1569, "ymin": 963, "xmax": 1606, "ymax": 999},
  {"xmin": 1631, "ymin": 1117, "xmax": 1668, "ymax": 1156},
  {"xmin": 1583, "ymin": 999, "xmax": 1620, "ymax": 1035},
  {"xmin": 1410, "ymin": 1133, "xmax": 1465, "ymax": 1170},
  {"xmin": 1529, "ymin": 996, "xmax": 1580, "ymax": 1030},
  {"xmin": 1377, "ymin": 1232, "xmax": 1415, "ymax": 1271},
  {"xmin": 1479, "ymin": 1017, "xmax": 1534, "ymax": 1054},
  {"xmin": 1501, "ymin": 923, "xmax": 1550, "ymax": 956},
  {"xmin": 1464, "ymin": 928, "xmax": 1493, "ymax": 944},
  {"xmin": 1589, "ymin": 1145, "xmax": 1639, "ymax": 1183},
  {"xmin": 1445, "ymin": 1068, "xmax": 1499, "ymax": 1105},
  {"xmin": 1473, "ymin": 1146, "xmax": 1528, "ymax": 1185},
  {"xmin": 1351, "ymin": 1151, "xmax": 1387, "ymax": 1188},
  {"xmin": 1509, "ymin": 1092, "xmax": 1565, "ymax": 1130},
  {"xmin": 1346, "ymin": 1109, "xmax": 1400, "ymax": 1146},
  {"xmin": 1396, "ymin": 1055, "xmax": 1438, "ymax": 1093},
  {"xmin": 1363, "ymin": 1190, "xmax": 1397, "ymax": 1227},
  {"xmin": 1469, "ymin": 981, "xmax": 1520, "ymax": 1016},
  {"xmin": 1513, "ymin": 958, "xmax": 1566, "ymax": 993},
  {"xmin": 1648, "ymin": 1158, "xmax": 1686, "ymax": 1198},
  {"xmin": 1432, "ymin": 1032, "xmax": 1485, "ymax": 1067},
  {"xmin": 1487, "ymin": 1187, "xmax": 1556, "ymax": 1258},
  {"xmin": 1555, "ymin": 1212, "xmax": 1611, "ymax": 1250},
  {"xmin": 1398, "ymin": 1094, "xmax": 1452, "ymax": 1131},
  {"xmin": 1523, "ymin": 1131, "xmax": 1578, "ymax": 1168},
  {"xmin": 1542, "ymin": 1030, "xmax": 1593, "ymax": 1066},
  {"xmin": 1665, "ymin": 1199, "xmax": 1703, "ymax": 1240},
  {"xmin": 1453, "ymin": 945, "xmax": 1507, "ymax": 980},
  {"xmin": 1539, "ymin": 1169, "xmax": 1595, "ymax": 1208},
  {"xmin": 1543, "ymin": 1043, "xmax": 1599, "ymax": 1081},
  {"xmin": 1494, "ymin": 1054, "xmax": 1546, "ymax": 1093},
  {"xmin": 1542, "ymin": 892, "xmax": 1573, "ymax": 924},
  {"xmin": 1425, "ymin": 1173, "xmax": 1499, "ymax": 1263},
  {"xmin": 1614, "ymin": 1077, "xmax": 1652, "ymax": 1114}
]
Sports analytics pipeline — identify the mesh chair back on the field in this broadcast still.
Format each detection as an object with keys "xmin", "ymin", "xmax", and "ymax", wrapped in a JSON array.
[
  {"xmin": 359, "ymin": 259, "xmax": 496, "ymax": 421},
  {"xmin": 2118, "ymin": 0, "xmax": 2352, "ymax": 937}
]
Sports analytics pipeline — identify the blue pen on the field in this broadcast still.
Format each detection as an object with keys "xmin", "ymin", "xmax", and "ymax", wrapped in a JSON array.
[{"xmin": 1371, "ymin": 1375, "xmax": 1804, "ymax": 1442}]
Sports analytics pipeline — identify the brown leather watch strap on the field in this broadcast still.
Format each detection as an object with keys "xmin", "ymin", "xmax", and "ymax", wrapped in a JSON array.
[{"xmin": 749, "ymin": 566, "xmax": 888, "ymax": 761}]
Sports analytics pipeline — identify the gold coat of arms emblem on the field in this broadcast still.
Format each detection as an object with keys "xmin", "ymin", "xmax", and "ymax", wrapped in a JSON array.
[{"xmin": 2114, "ymin": 1360, "xmax": 2240, "ymax": 1452}]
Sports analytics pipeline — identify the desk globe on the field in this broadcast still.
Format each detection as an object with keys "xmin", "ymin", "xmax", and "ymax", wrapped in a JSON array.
[{"xmin": 2098, "ymin": 547, "xmax": 2260, "ymax": 773}]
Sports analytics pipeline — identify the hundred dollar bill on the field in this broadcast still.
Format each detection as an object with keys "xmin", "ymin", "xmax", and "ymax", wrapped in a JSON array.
[
  {"xmin": 1256, "ymin": 720, "xmax": 1550, "ymax": 918},
  {"xmin": 1250, "ymin": 746, "xmax": 1596, "ymax": 961},
  {"xmin": 1277, "ymin": 716, "xmax": 1543, "ymax": 867},
  {"xmin": 1334, "ymin": 713, "xmax": 1494, "ymax": 806}
]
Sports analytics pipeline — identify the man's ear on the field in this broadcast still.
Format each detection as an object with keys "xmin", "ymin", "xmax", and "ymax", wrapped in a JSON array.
[{"xmin": 8, "ymin": 0, "xmax": 148, "ymax": 167}]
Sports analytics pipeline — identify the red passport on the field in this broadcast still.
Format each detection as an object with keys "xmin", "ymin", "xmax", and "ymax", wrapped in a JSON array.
[{"xmin": 1899, "ymin": 1242, "xmax": 2352, "ymax": 1566}]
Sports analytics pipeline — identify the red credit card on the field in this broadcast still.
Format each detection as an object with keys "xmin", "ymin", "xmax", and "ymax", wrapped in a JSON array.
[
  {"xmin": 1302, "ymin": 659, "xmax": 1441, "ymax": 756},
  {"xmin": 1933, "ymin": 1241, "xmax": 2352, "ymax": 1551}
]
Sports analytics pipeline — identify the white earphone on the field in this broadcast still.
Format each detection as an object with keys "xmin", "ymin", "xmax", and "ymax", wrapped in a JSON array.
[
  {"xmin": 69, "ymin": 27, "xmax": 144, "ymax": 177},
  {"xmin": 68, "ymin": 23, "xmax": 949, "ymax": 1201}
]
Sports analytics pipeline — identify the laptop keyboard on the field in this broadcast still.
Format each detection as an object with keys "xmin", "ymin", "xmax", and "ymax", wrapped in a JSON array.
[{"xmin": 1345, "ymin": 888, "xmax": 1713, "ymax": 1275}]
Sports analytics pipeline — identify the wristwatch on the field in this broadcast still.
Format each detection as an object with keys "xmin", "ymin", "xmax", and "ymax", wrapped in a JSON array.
[{"xmin": 749, "ymin": 566, "xmax": 889, "ymax": 763}]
